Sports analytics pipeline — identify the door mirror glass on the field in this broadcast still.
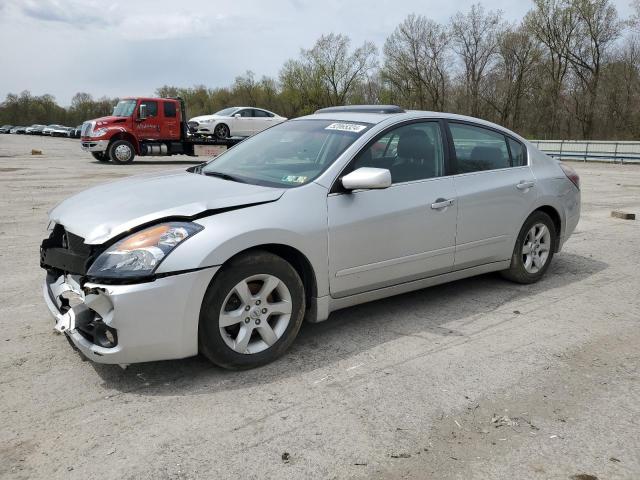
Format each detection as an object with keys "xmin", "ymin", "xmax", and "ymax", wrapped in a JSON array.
[
  {"xmin": 342, "ymin": 167, "xmax": 392, "ymax": 191},
  {"xmin": 138, "ymin": 104, "xmax": 147, "ymax": 120}
]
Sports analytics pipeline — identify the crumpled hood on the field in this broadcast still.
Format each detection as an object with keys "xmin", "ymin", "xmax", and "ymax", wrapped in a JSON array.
[{"xmin": 49, "ymin": 170, "xmax": 286, "ymax": 244}]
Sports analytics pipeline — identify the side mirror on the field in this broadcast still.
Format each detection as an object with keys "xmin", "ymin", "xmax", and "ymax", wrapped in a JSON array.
[
  {"xmin": 233, "ymin": 113, "xmax": 241, "ymax": 118},
  {"xmin": 138, "ymin": 104, "xmax": 147, "ymax": 120},
  {"xmin": 342, "ymin": 167, "xmax": 392, "ymax": 191}
]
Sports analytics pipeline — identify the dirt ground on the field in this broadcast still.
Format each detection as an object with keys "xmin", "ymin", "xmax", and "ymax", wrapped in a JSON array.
[{"xmin": 0, "ymin": 134, "xmax": 639, "ymax": 480}]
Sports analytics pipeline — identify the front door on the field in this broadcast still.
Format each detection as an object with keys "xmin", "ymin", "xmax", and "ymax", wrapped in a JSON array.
[
  {"xmin": 230, "ymin": 108, "xmax": 253, "ymax": 136},
  {"xmin": 134, "ymin": 100, "xmax": 161, "ymax": 140},
  {"xmin": 328, "ymin": 120, "xmax": 457, "ymax": 298}
]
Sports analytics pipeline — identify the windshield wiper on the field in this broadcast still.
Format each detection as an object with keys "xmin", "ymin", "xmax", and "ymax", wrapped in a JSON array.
[{"xmin": 202, "ymin": 170, "xmax": 247, "ymax": 183}]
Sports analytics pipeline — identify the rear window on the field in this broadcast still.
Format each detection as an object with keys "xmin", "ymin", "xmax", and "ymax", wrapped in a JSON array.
[
  {"xmin": 449, "ymin": 123, "xmax": 510, "ymax": 173},
  {"xmin": 508, "ymin": 138, "xmax": 527, "ymax": 166},
  {"xmin": 164, "ymin": 101, "xmax": 176, "ymax": 118}
]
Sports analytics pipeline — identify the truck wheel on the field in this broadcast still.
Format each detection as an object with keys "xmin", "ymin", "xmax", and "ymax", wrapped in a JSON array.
[
  {"xmin": 109, "ymin": 140, "xmax": 135, "ymax": 164},
  {"xmin": 214, "ymin": 123, "xmax": 230, "ymax": 139},
  {"xmin": 91, "ymin": 152, "xmax": 110, "ymax": 162},
  {"xmin": 198, "ymin": 251, "xmax": 305, "ymax": 370}
]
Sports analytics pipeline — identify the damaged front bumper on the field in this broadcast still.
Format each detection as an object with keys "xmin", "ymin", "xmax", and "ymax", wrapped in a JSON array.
[{"xmin": 43, "ymin": 267, "xmax": 219, "ymax": 365}]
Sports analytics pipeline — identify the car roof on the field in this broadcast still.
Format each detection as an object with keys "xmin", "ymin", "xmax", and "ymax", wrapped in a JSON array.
[{"xmin": 297, "ymin": 107, "xmax": 525, "ymax": 141}]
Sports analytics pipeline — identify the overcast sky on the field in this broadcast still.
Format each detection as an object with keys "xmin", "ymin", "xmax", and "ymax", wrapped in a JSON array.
[{"xmin": 0, "ymin": 0, "xmax": 635, "ymax": 106}]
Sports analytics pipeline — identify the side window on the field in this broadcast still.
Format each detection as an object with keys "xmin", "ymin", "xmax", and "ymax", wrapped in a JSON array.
[
  {"xmin": 237, "ymin": 109, "xmax": 252, "ymax": 117},
  {"xmin": 508, "ymin": 138, "xmax": 527, "ymax": 166},
  {"xmin": 449, "ymin": 123, "xmax": 510, "ymax": 173},
  {"xmin": 253, "ymin": 109, "xmax": 270, "ymax": 117},
  {"xmin": 163, "ymin": 101, "xmax": 176, "ymax": 118},
  {"xmin": 140, "ymin": 100, "xmax": 158, "ymax": 118},
  {"xmin": 351, "ymin": 122, "xmax": 445, "ymax": 183}
]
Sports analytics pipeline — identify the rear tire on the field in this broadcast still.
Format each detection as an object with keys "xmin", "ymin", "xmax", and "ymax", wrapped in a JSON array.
[
  {"xmin": 501, "ymin": 211, "xmax": 557, "ymax": 284},
  {"xmin": 91, "ymin": 152, "xmax": 110, "ymax": 162},
  {"xmin": 199, "ymin": 251, "xmax": 305, "ymax": 370},
  {"xmin": 109, "ymin": 140, "xmax": 135, "ymax": 164}
]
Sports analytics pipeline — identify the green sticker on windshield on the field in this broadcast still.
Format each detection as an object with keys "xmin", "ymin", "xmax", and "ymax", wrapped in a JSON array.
[{"xmin": 282, "ymin": 175, "xmax": 308, "ymax": 184}]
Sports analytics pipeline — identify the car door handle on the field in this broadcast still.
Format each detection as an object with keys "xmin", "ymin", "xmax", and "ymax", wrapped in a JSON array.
[
  {"xmin": 431, "ymin": 198, "xmax": 455, "ymax": 209},
  {"xmin": 516, "ymin": 180, "xmax": 535, "ymax": 190}
]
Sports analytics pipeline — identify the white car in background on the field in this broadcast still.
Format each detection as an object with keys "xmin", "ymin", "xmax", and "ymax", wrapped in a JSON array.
[
  {"xmin": 188, "ymin": 107, "xmax": 286, "ymax": 139},
  {"xmin": 42, "ymin": 124, "xmax": 63, "ymax": 135}
]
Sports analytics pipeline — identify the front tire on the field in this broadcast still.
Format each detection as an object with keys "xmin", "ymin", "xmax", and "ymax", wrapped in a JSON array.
[
  {"xmin": 199, "ymin": 251, "xmax": 305, "ymax": 370},
  {"xmin": 501, "ymin": 211, "xmax": 557, "ymax": 284},
  {"xmin": 109, "ymin": 140, "xmax": 135, "ymax": 164},
  {"xmin": 214, "ymin": 123, "xmax": 230, "ymax": 139},
  {"xmin": 91, "ymin": 152, "xmax": 110, "ymax": 162}
]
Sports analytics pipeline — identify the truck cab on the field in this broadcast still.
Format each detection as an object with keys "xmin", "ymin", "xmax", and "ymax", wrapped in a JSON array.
[{"xmin": 81, "ymin": 97, "xmax": 241, "ymax": 164}]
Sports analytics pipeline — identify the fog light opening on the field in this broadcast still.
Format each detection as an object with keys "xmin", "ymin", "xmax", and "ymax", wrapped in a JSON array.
[{"xmin": 95, "ymin": 324, "xmax": 118, "ymax": 348}]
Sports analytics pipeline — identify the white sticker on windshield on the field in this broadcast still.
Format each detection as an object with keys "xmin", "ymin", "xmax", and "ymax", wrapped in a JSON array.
[
  {"xmin": 282, "ymin": 175, "xmax": 308, "ymax": 184},
  {"xmin": 325, "ymin": 123, "xmax": 367, "ymax": 133}
]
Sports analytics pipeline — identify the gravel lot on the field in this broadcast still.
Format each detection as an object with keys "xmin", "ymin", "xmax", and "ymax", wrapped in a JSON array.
[{"xmin": 1, "ymin": 134, "xmax": 639, "ymax": 480}]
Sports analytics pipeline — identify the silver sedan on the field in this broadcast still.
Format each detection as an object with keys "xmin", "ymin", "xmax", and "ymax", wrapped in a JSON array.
[{"xmin": 41, "ymin": 106, "xmax": 581, "ymax": 369}]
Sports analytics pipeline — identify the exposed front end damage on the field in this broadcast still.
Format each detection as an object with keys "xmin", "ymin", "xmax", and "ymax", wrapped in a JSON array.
[
  {"xmin": 41, "ymin": 224, "xmax": 220, "ymax": 365},
  {"xmin": 43, "ymin": 268, "xmax": 219, "ymax": 365}
]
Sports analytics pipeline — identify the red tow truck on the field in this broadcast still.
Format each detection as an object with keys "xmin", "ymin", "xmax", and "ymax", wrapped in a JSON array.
[{"xmin": 80, "ymin": 97, "xmax": 242, "ymax": 164}]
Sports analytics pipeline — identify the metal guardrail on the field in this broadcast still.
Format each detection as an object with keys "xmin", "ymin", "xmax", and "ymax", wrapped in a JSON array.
[{"xmin": 529, "ymin": 140, "xmax": 640, "ymax": 164}]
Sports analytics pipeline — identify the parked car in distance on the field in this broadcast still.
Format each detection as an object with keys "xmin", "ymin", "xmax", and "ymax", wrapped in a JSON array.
[
  {"xmin": 10, "ymin": 126, "xmax": 26, "ymax": 134},
  {"xmin": 42, "ymin": 124, "xmax": 63, "ymax": 135},
  {"xmin": 41, "ymin": 105, "xmax": 581, "ymax": 370},
  {"xmin": 51, "ymin": 126, "xmax": 74, "ymax": 137},
  {"xmin": 188, "ymin": 107, "xmax": 286, "ymax": 139},
  {"xmin": 68, "ymin": 125, "xmax": 82, "ymax": 138},
  {"xmin": 0, "ymin": 125, "xmax": 14, "ymax": 133},
  {"xmin": 26, "ymin": 124, "xmax": 46, "ymax": 134}
]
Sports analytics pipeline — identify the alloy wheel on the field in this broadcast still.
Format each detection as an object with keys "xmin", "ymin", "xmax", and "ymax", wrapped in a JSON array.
[
  {"xmin": 218, "ymin": 274, "xmax": 292, "ymax": 354},
  {"xmin": 522, "ymin": 223, "xmax": 551, "ymax": 274}
]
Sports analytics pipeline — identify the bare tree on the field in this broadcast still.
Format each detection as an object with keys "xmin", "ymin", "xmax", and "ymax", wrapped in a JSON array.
[
  {"xmin": 565, "ymin": 0, "xmax": 621, "ymax": 138},
  {"xmin": 382, "ymin": 14, "xmax": 450, "ymax": 110},
  {"xmin": 485, "ymin": 25, "xmax": 542, "ymax": 129},
  {"xmin": 525, "ymin": 0, "xmax": 576, "ymax": 137},
  {"xmin": 450, "ymin": 3, "xmax": 505, "ymax": 117},
  {"xmin": 304, "ymin": 33, "xmax": 378, "ymax": 106}
]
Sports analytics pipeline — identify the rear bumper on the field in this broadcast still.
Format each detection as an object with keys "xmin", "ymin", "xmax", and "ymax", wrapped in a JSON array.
[
  {"xmin": 43, "ymin": 267, "xmax": 219, "ymax": 365},
  {"xmin": 81, "ymin": 139, "xmax": 109, "ymax": 152}
]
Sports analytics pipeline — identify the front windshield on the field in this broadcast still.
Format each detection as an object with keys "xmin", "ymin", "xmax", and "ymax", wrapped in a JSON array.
[
  {"xmin": 201, "ymin": 119, "xmax": 371, "ymax": 187},
  {"xmin": 112, "ymin": 99, "xmax": 137, "ymax": 117},
  {"xmin": 214, "ymin": 107, "xmax": 239, "ymax": 116}
]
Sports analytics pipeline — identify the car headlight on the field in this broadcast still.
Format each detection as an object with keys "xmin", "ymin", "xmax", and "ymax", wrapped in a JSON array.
[
  {"xmin": 87, "ymin": 222, "xmax": 203, "ymax": 279},
  {"xmin": 202, "ymin": 119, "xmax": 215, "ymax": 124},
  {"xmin": 91, "ymin": 128, "xmax": 108, "ymax": 137}
]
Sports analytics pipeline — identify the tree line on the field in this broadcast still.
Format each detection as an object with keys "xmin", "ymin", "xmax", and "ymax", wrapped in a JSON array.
[{"xmin": 1, "ymin": 0, "xmax": 639, "ymax": 140}]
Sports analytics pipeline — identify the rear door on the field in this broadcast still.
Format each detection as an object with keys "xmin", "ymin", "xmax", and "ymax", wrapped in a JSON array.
[
  {"xmin": 161, "ymin": 101, "xmax": 180, "ymax": 140},
  {"xmin": 328, "ymin": 120, "xmax": 457, "ymax": 297},
  {"xmin": 252, "ymin": 109, "xmax": 275, "ymax": 134},
  {"xmin": 447, "ymin": 121, "xmax": 538, "ymax": 268},
  {"xmin": 135, "ymin": 100, "xmax": 161, "ymax": 140}
]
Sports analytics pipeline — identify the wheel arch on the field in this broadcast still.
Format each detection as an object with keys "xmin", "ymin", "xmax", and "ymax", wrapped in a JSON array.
[
  {"xmin": 531, "ymin": 205, "xmax": 562, "ymax": 251},
  {"xmin": 217, "ymin": 243, "xmax": 318, "ymax": 308},
  {"xmin": 108, "ymin": 131, "xmax": 140, "ymax": 154}
]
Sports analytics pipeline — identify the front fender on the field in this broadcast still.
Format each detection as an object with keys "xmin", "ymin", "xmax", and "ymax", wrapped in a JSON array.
[{"xmin": 155, "ymin": 183, "xmax": 331, "ymax": 297}]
